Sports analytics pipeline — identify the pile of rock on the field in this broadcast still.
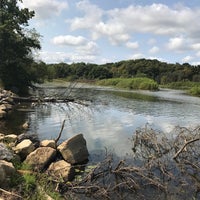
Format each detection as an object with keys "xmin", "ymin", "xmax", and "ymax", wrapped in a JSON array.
[
  {"xmin": 0, "ymin": 133, "xmax": 89, "ymax": 187},
  {"xmin": 0, "ymin": 89, "xmax": 16, "ymax": 119}
]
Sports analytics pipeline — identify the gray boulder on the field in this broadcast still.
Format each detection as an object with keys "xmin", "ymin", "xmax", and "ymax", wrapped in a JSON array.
[
  {"xmin": 0, "ymin": 160, "xmax": 16, "ymax": 187},
  {"xmin": 0, "ymin": 143, "xmax": 14, "ymax": 161},
  {"xmin": 57, "ymin": 134, "xmax": 89, "ymax": 164},
  {"xmin": 25, "ymin": 147, "xmax": 57, "ymax": 171},
  {"xmin": 48, "ymin": 160, "xmax": 75, "ymax": 181}
]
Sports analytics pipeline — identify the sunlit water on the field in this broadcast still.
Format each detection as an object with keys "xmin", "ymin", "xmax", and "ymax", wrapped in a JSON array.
[{"xmin": 2, "ymin": 84, "xmax": 200, "ymax": 159}]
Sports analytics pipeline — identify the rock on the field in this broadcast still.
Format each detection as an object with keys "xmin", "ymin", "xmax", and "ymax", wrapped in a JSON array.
[
  {"xmin": 17, "ymin": 133, "xmax": 40, "ymax": 148},
  {"xmin": 0, "ymin": 160, "xmax": 16, "ymax": 187},
  {"xmin": 14, "ymin": 139, "xmax": 35, "ymax": 160},
  {"xmin": 4, "ymin": 97, "xmax": 14, "ymax": 104},
  {"xmin": 22, "ymin": 121, "xmax": 29, "ymax": 129},
  {"xmin": 25, "ymin": 147, "xmax": 57, "ymax": 171},
  {"xmin": 48, "ymin": 160, "xmax": 75, "ymax": 181},
  {"xmin": 0, "ymin": 109, "xmax": 6, "ymax": 119},
  {"xmin": 0, "ymin": 143, "xmax": 14, "ymax": 161},
  {"xmin": 0, "ymin": 133, "xmax": 5, "ymax": 142},
  {"xmin": 3, "ymin": 103, "xmax": 13, "ymax": 111},
  {"xmin": 4, "ymin": 134, "xmax": 18, "ymax": 143},
  {"xmin": 40, "ymin": 140, "xmax": 56, "ymax": 149},
  {"xmin": 0, "ymin": 104, "xmax": 6, "ymax": 110},
  {"xmin": 57, "ymin": 134, "xmax": 89, "ymax": 164}
]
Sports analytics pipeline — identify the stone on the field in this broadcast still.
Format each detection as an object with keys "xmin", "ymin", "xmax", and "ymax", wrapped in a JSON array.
[
  {"xmin": 0, "ymin": 104, "xmax": 6, "ymax": 111},
  {"xmin": 17, "ymin": 133, "xmax": 40, "ymax": 148},
  {"xmin": 14, "ymin": 139, "xmax": 35, "ymax": 160},
  {"xmin": 0, "ymin": 160, "xmax": 16, "ymax": 187},
  {"xmin": 57, "ymin": 134, "xmax": 89, "ymax": 164},
  {"xmin": 4, "ymin": 134, "xmax": 18, "ymax": 143},
  {"xmin": 0, "ymin": 143, "xmax": 14, "ymax": 161},
  {"xmin": 0, "ymin": 133, "xmax": 5, "ymax": 142},
  {"xmin": 4, "ymin": 97, "xmax": 14, "ymax": 104},
  {"xmin": 22, "ymin": 121, "xmax": 29, "ymax": 129},
  {"xmin": 25, "ymin": 147, "xmax": 57, "ymax": 171},
  {"xmin": 40, "ymin": 140, "xmax": 56, "ymax": 149},
  {"xmin": 48, "ymin": 160, "xmax": 75, "ymax": 181},
  {"xmin": 0, "ymin": 110, "xmax": 6, "ymax": 119},
  {"xmin": 4, "ymin": 103, "xmax": 13, "ymax": 111}
]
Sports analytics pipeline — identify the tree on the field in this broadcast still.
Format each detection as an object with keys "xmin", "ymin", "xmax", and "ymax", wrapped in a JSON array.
[{"xmin": 0, "ymin": 0, "xmax": 41, "ymax": 94}]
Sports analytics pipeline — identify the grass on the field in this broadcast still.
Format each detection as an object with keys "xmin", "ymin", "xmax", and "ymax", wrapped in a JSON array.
[
  {"xmin": 161, "ymin": 81, "xmax": 200, "ymax": 97},
  {"xmin": 189, "ymin": 86, "xmax": 200, "ymax": 96},
  {"xmin": 96, "ymin": 77, "xmax": 159, "ymax": 91}
]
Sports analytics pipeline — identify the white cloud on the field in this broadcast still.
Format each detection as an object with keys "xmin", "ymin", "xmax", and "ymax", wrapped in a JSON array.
[
  {"xmin": 126, "ymin": 41, "xmax": 139, "ymax": 49},
  {"xmin": 44, "ymin": 34, "xmax": 100, "ymax": 63},
  {"xmin": 52, "ymin": 35, "xmax": 99, "ymax": 57},
  {"xmin": 191, "ymin": 43, "xmax": 200, "ymax": 51},
  {"xmin": 196, "ymin": 51, "xmax": 200, "ymax": 57},
  {"xmin": 68, "ymin": 1, "xmax": 200, "ymax": 48},
  {"xmin": 182, "ymin": 56, "xmax": 193, "ymax": 63},
  {"xmin": 192, "ymin": 61, "xmax": 200, "ymax": 66},
  {"xmin": 69, "ymin": 0, "xmax": 103, "ymax": 30},
  {"xmin": 52, "ymin": 35, "xmax": 87, "ymax": 46},
  {"xmin": 130, "ymin": 53, "xmax": 144, "ymax": 60},
  {"xmin": 38, "ymin": 51, "xmax": 70, "ymax": 63},
  {"xmin": 38, "ymin": 51, "xmax": 97, "ymax": 64},
  {"xmin": 22, "ymin": 0, "xmax": 68, "ymax": 19},
  {"xmin": 76, "ymin": 41, "xmax": 99, "ymax": 55},
  {"xmin": 149, "ymin": 46, "xmax": 159, "ymax": 54},
  {"xmin": 167, "ymin": 36, "xmax": 191, "ymax": 52}
]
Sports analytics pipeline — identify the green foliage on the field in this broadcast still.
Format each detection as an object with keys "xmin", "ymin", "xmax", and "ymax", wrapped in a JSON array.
[
  {"xmin": 0, "ymin": 0, "xmax": 41, "ymax": 94},
  {"xmin": 162, "ymin": 81, "xmax": 200, "ymax": 89},
  {"xmin": 97, "ymin": 77, "xmax": 159, "ymax": 91},
  {"xmin": 39, "ymin": 59, "xmax": 200, "ymax": 91},
  {"xmin": 23, "ymin": 173, "xmax": 36, "ymax": 192},
  {"xmin": 190, "ymin": 86, "xmax": 200, "ymax": 96}
]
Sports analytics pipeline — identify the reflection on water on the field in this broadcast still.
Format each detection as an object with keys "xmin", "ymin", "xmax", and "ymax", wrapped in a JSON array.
[{"xmin": 1, "ymin": 85, "xmax": 200, "ymax": 159}]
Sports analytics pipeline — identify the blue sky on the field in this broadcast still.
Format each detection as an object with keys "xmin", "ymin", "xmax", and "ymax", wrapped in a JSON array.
[{"xmin": 21, "ymin": 0, "xmax": 200, "ymax": 65}]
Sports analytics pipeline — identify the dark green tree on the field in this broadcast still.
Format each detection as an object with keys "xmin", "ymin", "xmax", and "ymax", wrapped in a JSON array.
[{"xmin": 0, "ymin": 0, "xmax": 41, "ymax": 94}]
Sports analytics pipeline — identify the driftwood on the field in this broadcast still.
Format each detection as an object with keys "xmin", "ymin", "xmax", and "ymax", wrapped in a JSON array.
[
  {"xmin": 13, "ymin": 96, "xmax": 75, "ymax": 103},
  {"xmin": 173, "ymin": 138, "xmax": 200, "ymax": 160},
  {"xmin": 55, "ymin": 119, "xmax": 66, "ymax": 144},
  {"xmin": 0, "ymin": 188, "xmax": 22, "ymax": 199},
  {"xmin": 60, "ymin": 126, "xmax": 200, "ymax": 200}
]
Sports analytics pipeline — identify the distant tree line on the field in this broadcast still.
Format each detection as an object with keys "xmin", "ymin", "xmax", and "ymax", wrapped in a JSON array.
[{"xmin": 34, "ymin": 59, "xmax": 200, "ymax": 84}]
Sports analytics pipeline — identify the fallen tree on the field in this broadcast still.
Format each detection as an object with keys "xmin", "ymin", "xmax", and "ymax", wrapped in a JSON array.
[{"xmin": 59, "ymin": 125, "xmax": 200, "ymax": 200}]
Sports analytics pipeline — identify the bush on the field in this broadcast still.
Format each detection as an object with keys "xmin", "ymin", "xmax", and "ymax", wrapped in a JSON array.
[
  {"xmin": 97, "ymin": 77, "xmax": 159, "ymax": 91},
  {"xmin": 190, "ymin": 86, "xmax": 200, "ymax": 96}
]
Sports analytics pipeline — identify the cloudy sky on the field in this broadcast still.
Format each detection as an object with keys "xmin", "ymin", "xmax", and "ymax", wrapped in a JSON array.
[{"xmin": 21, "ymin": 0, "xmax": 200, "ymax": 65}]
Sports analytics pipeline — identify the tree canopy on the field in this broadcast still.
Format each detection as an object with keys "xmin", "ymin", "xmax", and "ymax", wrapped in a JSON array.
[{"xmin": 0, "ymin": 0, "xmax": 41, "ymax": 94}]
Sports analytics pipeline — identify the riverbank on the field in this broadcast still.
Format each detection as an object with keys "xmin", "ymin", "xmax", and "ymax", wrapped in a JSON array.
[
  {"xmin": 0, "ymin": 130, "xmax": 89, "ymax": 199},
  {"xmin": 0, "ymin": 125, "xmax": 199, "ymax": 199},
  {"xmin": 0, "ymin": 89, "xmax": 17, "ymax": 119},
  {"xmin": 49, "ymin": 78, "xmax": 200, "ymax": 97}
]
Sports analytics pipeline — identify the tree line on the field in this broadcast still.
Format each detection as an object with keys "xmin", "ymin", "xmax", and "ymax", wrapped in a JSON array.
[{"xmin": 33, "ymin": 59, "xmax": 200, "ymax": 84}]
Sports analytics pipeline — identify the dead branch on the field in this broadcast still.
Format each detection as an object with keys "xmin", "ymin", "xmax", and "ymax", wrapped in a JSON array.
[
  {"xmin": 173, "ymin": 138, "xmax": 200, "ymax": 160},
  {"xmin": 55, "ymin": 119, "xmax": 66, "ymax": 144},
  {"xmin": 0, "ymin": 188, "xmax": 22, "ymax": 199}
]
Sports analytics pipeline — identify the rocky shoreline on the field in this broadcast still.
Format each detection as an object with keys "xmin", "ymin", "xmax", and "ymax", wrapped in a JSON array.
[
  {"xmin": 0, "ymin": 132, "xmax": 89, "ymax": 189},
  {"xmin": 0, "ymin": 89, "xmax": 16, "ymax": 119}
]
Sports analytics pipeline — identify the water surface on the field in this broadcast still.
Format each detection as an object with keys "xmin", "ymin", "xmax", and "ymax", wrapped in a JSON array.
[{"xmin": 2, "ymin": 84, "xmax": 200, "ymax": 159}]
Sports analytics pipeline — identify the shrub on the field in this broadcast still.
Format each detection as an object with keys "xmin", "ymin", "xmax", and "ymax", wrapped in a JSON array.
[{"xmin": 97, "ymin": 77, "xmax": 159, "ymax": 91}]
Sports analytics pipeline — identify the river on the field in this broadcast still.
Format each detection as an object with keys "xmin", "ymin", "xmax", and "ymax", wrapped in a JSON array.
[{"xmin": 1, "ymin": 83, "xmax": 200, "ymax": 160}]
